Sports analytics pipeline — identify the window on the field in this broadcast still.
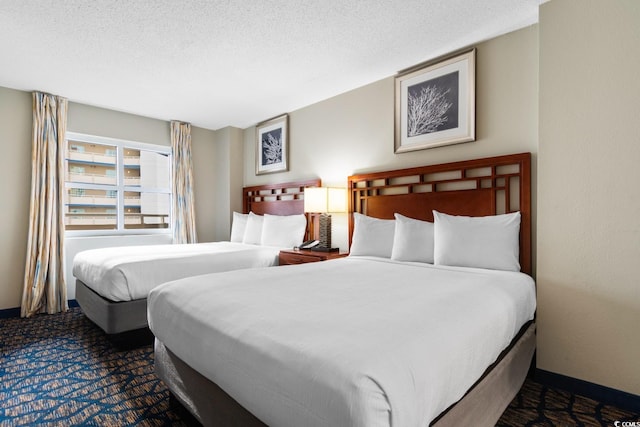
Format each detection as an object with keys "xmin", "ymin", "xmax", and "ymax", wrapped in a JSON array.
[{"xmin": 65, "ymin": 132, "xmax": 171, "ymax": 234}]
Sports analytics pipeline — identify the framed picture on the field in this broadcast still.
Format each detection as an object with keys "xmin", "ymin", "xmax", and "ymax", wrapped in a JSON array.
[
  {"xmin": 255, "ymin": 113, "xmax": 289, "ymax": 175},
  {"xmin": 395, "ymin": 48, "xmax": 476, "ymax": 153}
]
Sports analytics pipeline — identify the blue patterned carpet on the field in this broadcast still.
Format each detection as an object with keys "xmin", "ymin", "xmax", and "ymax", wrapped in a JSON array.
[
  {"xmin": 1, "ymin": 307, "xmax": 638, "ymax": 426},
  {"xmin": 0, "ymin": 308, "xmax": 186, "ymax": 426},
  {"xmin": 497, "ymin": 380, "xmax": 639, "ymax": 426}
]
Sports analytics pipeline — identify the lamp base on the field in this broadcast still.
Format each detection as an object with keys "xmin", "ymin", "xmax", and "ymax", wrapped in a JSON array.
[
  {"xmin": 311, "ymin": 247, "xmax": 339, "ymax": 253},
  {"xmin": 318, "ymin": 213, "xmax": 332, "ymax": 249}
]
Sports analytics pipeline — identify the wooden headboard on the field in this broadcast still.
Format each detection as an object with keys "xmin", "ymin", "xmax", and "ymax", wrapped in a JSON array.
[
  {"xmin": 348, "ymin": 153, "xmax": 531, "ymax": 275},
  {"xmin": 242, "ymin": 179, "xmax": 321, "ymax": 216}
]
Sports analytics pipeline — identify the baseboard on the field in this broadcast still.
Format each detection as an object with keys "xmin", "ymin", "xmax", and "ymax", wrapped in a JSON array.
[
  {"xmin": 0, "ymin": 299, "xmax": 79, "ymax": 319},
  {"xmin": 535, "ymin": 369, "xmax": 640, "ymax": 413},
  {"xmin": 0, "ymin": 306, "xmax": 20, "ymax": 319}
]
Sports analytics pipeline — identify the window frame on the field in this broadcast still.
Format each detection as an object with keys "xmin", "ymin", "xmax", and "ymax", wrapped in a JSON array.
[{"xmin": 64, "ymin": 131, "xmax": 172, "ymax": 237}]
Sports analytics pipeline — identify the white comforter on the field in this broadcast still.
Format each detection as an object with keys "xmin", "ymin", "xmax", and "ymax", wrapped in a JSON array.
[
  {"xmin": 148, "ymin": 257, "xmax": 536, "ymax": 427},
  {"xmin": 73, "ymin": 242, "xmax": 281, "ymax": 301}
]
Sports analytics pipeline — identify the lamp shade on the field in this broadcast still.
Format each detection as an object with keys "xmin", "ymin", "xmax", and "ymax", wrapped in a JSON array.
[
  {"xmin": 327, "ymin": 188, "xmax": 347, "ymax": 213},
  {"xmin": 304, "ymin": 187, "xmax": 347, "ymax": 213},
  {"xmin": 304, "ymin": 187, "xmax": 328, "ymax": 213}
]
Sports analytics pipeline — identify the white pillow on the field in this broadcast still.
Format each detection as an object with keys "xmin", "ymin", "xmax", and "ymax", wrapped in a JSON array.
[
  {"xmin": 391, "ymin": 213, "xmax": 434, "ymax": 263},
  {"xmin": 242, "ymin": 212, "xmax": 264, "ymax": 245},
  {"xmin": 260, "ymin": 213, "xmax": 307, "ymax": 248},
  {"xmin": 433, "ymin": 210, "xmax": 521, "ymax": 271},
  {"xmin": 230, "ymin": 212, "xmax": 248, "ymax": 243},
  {"xmin": 349, "ymin": 212, "xmax": 395, "ymax": 258}
]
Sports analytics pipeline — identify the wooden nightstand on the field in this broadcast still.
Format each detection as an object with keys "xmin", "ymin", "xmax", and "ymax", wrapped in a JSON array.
[{"xmin": 278, "ymin": 249, "xmax": 348, "ymax": 266}]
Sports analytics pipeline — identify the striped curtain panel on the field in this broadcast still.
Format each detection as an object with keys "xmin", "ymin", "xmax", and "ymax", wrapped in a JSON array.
[
  {"xmin": 171, "ymin": 121, "xmax": 197, "ymax": 244},
  {"xmin": 22, "ymin": 92, "xmax": 68, "ymax": 317}
]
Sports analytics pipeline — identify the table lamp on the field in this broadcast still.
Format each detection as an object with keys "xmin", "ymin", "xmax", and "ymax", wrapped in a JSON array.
[{"xmin": 303, "ymin": 187, "xmax": 347, "ymax": 252}]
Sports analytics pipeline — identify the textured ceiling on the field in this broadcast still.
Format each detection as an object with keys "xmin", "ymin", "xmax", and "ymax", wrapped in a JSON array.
[{"xmin": 0, "ymin": 0, "xmax": 539, "ymax": 130}]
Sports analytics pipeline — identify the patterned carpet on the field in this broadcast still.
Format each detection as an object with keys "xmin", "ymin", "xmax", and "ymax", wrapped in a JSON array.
[
  {"xmin": 1, "ymin": 308, "xmax": 638, "ymax": 426},
  {"xmin": 497, "ymin": 380, "xmax": 639, "ymax": 426}
]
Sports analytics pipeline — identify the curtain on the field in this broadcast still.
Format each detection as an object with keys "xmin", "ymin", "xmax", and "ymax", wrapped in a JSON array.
[
  {"xmin": 22, "ymin": 92, "xmax": 68, "ymax": 317},
  {"xmin": 171, "ymin": 121, "xmax": 197, "ymax": 244}
]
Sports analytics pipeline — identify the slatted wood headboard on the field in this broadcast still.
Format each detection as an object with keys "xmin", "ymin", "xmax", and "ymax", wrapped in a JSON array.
[
  {"xmin": 348, "ymin": 153, "xmax": 531, "ymax": 275},
  {"xmin": 242, "ymin": 179, "xmax": 321, "ymax": 215}
]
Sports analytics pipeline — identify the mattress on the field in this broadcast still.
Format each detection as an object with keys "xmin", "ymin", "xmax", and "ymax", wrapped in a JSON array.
[
  {"xmin": 148, "ymin": 256, "xmax": 536, "ymax": 427},
  {"xmin": 73, "ymin": 242, "xmax": 281, "ymax": 301}
]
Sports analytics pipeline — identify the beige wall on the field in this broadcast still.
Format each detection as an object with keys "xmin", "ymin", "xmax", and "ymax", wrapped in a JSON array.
[
  {"xmin": 68, "ymin": 102, "xmax": 171, "ymax": 145},
  {"xmin": 243, "ymin": 25, "xmax": 539, "ymax": 251},
  {"xmin": 537, "ymin": 0, "xmax": 640, "ymax": 395},
  {"xmin": 194, "ymin": 126, "xmax": 244, "ymax": 242},
  {"xmin": 0, "ymin": 87, "xmax": 32, "ymax": 310},
  {"xmin": 192, "ymin": 125, "xmax": 218, "ymax": 242}
]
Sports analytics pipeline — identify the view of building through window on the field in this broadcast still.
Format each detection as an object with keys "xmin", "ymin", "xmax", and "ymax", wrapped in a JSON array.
[{"xmin": 65, "ymin": 134, "xmax": 171, "ymax": 232}]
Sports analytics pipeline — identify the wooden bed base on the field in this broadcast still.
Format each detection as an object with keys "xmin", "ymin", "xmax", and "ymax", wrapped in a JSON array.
[
  {"xmin": 76, "ymin": 179, "xmax": 321, "ymax": 336},
  {"xmin": 156, "ymin": 153, "xmax": 534, "ymax": 425}
]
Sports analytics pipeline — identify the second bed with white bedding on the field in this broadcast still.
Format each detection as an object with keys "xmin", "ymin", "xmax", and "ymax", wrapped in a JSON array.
[
  {"xmin": 73, "ymin": 241, "xmax": 281, "ymax": 301},
  {"xmin": 148, "ymin": 256, "xmax": 536, "ymax": 427}
]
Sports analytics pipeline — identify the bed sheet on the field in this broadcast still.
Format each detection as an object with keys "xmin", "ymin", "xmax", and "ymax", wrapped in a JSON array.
[
  {"xmin": 148, "ymin": 257, "xmax": 536, "ymax": 427},
  {"xmin": 73, "ymin": 242, "xmax": 281, "ymax": 301}
]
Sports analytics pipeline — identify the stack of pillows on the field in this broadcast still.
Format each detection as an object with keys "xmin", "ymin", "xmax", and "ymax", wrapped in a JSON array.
[
  {"xmin": 230, "ymin": 212, "xmax": 307, "ymax": 248},
  {"xmin": 349, "ymin": 211, "xmax": 521, "ymax": 272}
]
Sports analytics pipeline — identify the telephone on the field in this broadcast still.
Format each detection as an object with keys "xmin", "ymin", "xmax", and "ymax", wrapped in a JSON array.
[{"xmin": 298, "ymin": 239, "xmax": 320, "ymax": 249}]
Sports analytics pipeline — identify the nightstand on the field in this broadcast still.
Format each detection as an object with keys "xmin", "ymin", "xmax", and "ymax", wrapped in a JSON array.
[{"xmin": 278, "ymin": 249, "xmax": 348, "ymax": 266}]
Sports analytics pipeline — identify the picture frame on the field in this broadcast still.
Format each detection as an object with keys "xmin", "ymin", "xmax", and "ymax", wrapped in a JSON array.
[
  {"xmin": 395, "ymin": 48, "xmax": 476, "ymax": 153},
  {"xmin": 255, "ymin": 113, "xmax": 289, "ymax": 175}
]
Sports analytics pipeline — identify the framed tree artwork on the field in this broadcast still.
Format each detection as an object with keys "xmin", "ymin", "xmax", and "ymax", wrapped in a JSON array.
[
  {"xmin": 255, "ymin": 113, "xmax": 289, "ymax": 175},
  {"xmin": 394, "ymin": 48, "xmax": 476, "ymax": 153}
]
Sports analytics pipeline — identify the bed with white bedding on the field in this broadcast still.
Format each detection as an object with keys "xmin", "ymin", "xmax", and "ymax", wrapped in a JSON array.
[
  {"xmin": 149, "ymin": 257, "xmax": 536, "ymax": 427},
  {"xmin": 74, "ymin": 242, "xmax": 280, "ymax": 302},
  {"xmin": 149, "ymin": 153, "xmax": 536, "ymax": 425},
  {"xmin": 74, "ymin": 179, "xmax": 320, "ymax": 335}
]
